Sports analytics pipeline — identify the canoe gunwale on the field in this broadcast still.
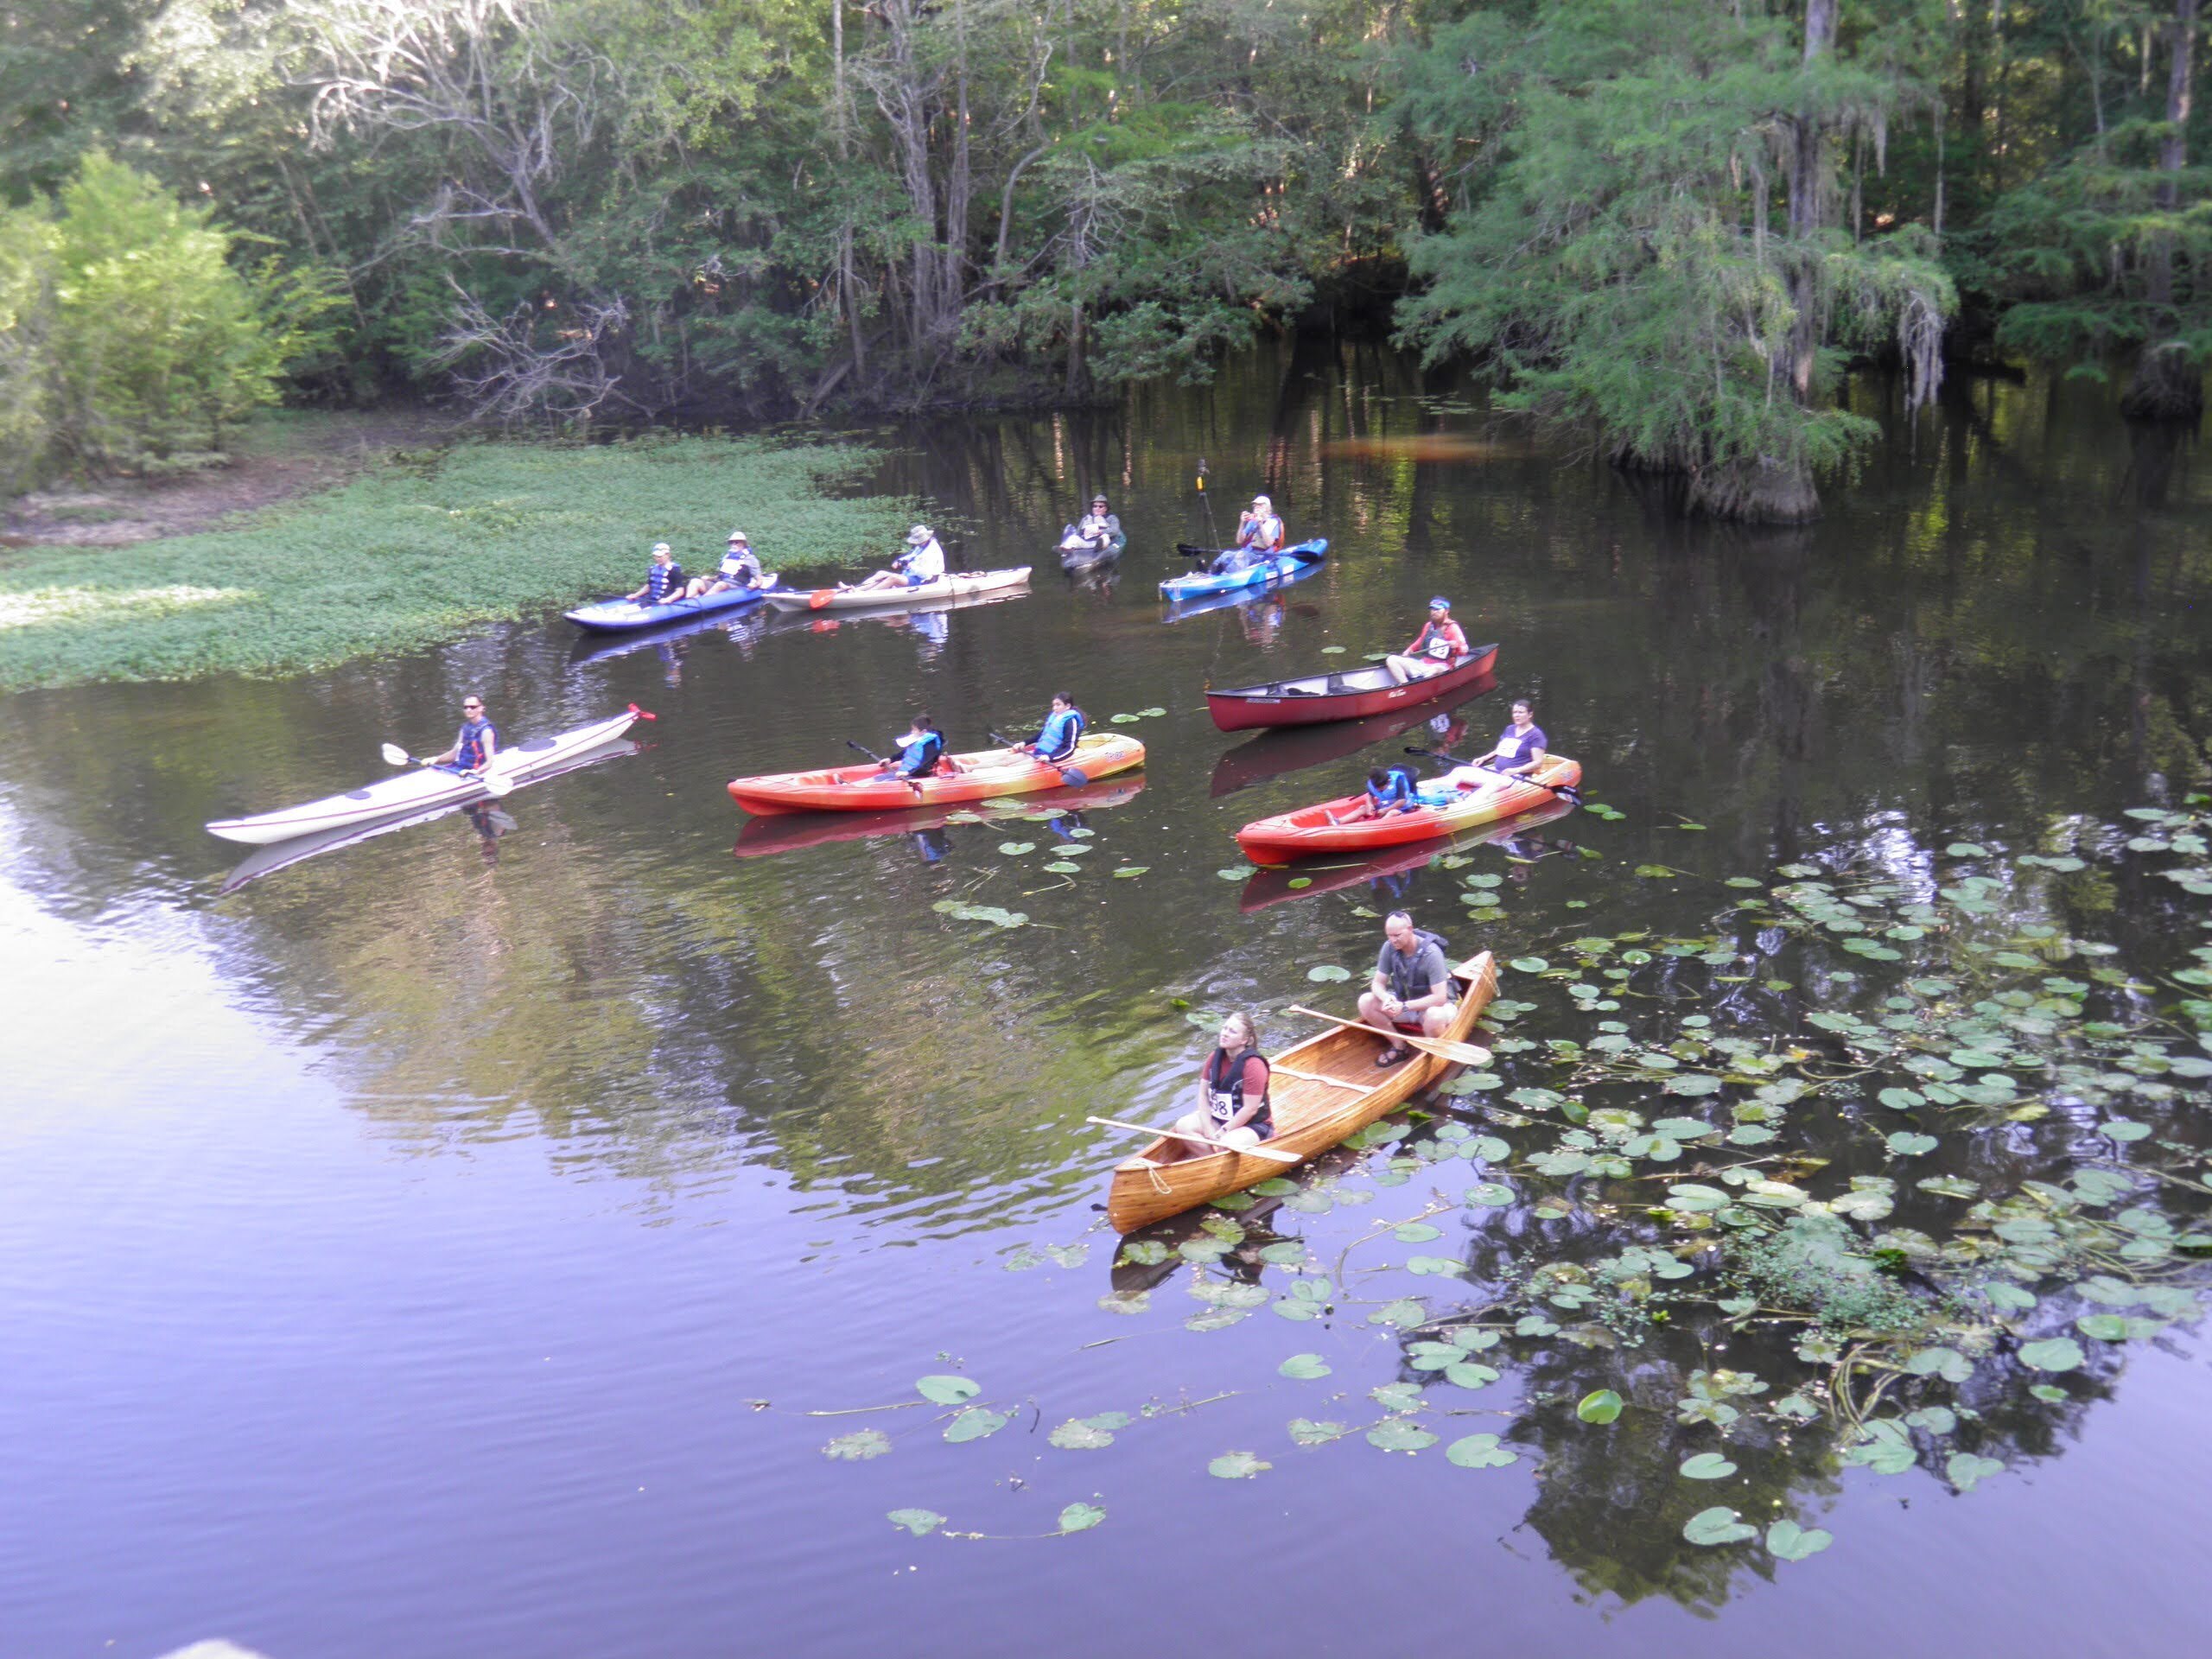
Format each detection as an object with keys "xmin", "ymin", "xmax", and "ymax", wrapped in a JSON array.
[{"xmin": 1105, "ymin": 951, "xmax": 1501, "ymax": 1232}]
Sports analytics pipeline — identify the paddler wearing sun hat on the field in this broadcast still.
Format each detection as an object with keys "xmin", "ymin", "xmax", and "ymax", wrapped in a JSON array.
[{"xmin": 1384, "ymin": 595, "xmax": 1471, "ymax": 685}]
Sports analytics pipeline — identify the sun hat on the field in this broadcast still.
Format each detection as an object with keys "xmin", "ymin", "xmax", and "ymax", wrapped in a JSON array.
[
  {"xmin": 907, "ymin": 524, "xmax": 931, "ymax": 543},
  {"xmin": 728, "ymin": 530, "xmax": 748, "ymax": 543}
]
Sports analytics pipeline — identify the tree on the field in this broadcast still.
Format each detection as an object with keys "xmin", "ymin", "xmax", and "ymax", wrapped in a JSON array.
[{"xmin": 1395, "ymin": 0, "xmax": 1954, "ymax": 521}]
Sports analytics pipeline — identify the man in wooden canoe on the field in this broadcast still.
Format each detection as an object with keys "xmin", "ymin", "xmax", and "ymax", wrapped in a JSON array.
[
  {"xmin": 1160, "ymin": 1012, "xmax": 1275, "ymax": 1161},
  {"xmin": 1383, "ymin": 596, "xmax": 1471, "ymax": 684},
  {"xmin": 1357, "ymin": 911, "xmax": 1459, "ymax": 1065}
]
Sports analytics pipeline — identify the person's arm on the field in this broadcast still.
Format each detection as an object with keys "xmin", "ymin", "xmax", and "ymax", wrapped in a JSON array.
[
  {"xmin": 1371, "ymin": 961, "xmax": 1401, "ymax": 1018},
  {"xmin": 478, "ymin": 727, "xmax": 498, "ymax": 769}
]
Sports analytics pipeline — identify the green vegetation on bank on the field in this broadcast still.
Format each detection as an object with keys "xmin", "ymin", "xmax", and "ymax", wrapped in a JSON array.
[{"xmin": 0, "ymin": 434, "xmax": 906, "ymax": 691}]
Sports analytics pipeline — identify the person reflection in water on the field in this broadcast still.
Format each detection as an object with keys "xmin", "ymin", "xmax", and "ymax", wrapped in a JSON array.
[
  {"xmin": 656, "ymin": 639, "xmax": 684, "ymax": 686},
  {"xmin": 464, "ymin": 802, "xmax": 517, "ymax": 866},
  {"xmin": 1239, "ymin": 594, "xmax": 1286, "ymax": 645},
  {"xmin": 911, "ymin": 827, "xmax": 950, "ymax": 864}
]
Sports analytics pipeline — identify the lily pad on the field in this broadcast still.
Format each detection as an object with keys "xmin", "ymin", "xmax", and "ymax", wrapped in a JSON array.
[
  {"xmin": 1683, "ymin": 1506, "xmax": 1758, "ymax": 1546},
  {"xmin": 944, "ymin": 1408, "xmax": 1008, "ymax": 1444},
  {"xmin": 1576, "ymin": 1389, "xmax": 1624, "ymax": 1424},
  {"xmin": 887, "ymin": 1508, "xmax": 944, "ymax": 1535},
  {"xmin": 1446, "ymin": 1433, "xmax": 1520, "ymax": 1468},
  {"xmin": 824, "ymin": 1429, "xmax": 892, "ymax": 1461},
  {"xmin": 1367, "ymin": 1419, "xmax": 1440, "ymax": 1452},
  {"xmin": 1680, "ymin": 1452, "xmax": 1738, "ymax": 1480},
  {"xmin": 916, "ymin": 1376, "xmax": 980, "ymax": 1406},
  {"xmin": 1209, "ymin": 1450, "xmax": 1271, "ymax": 1479},
  {"xmin": 1278, "ymin": 1353, "xmax": 1332, "ymax": 1380},
  {"xmin": 1766, "ymin": 1518, "xmax": 1833, "ymax": 1560},
  {"xmin": 1306, "ymin": 964, "xmax": 1352, "ymax": 982},
  {"xmin": 1057, "ymin": 1502, "xmax": 1106, "ymax": 1534},
  {"xmin": 2020, "ymin": 1338, "xmax": 2085, "ymax": 1373}
]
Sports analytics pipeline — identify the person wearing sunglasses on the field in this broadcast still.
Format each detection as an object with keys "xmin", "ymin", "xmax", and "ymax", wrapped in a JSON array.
[{"xmin": 424, "ymin": 696, "xmax": 499, "ymax": 776}]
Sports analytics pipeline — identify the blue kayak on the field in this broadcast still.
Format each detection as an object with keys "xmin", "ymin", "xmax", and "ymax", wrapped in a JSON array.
[
  {"xmin": 1158, "ymin": 539, "xmax": 1327, "ymax": 601},
  {"xmin": 564, "ymin": 576, "xmax": 781, "ymax": 633}
]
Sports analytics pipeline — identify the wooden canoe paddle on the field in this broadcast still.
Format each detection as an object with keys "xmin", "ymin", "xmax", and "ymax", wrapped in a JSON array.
[
  {"xmin": 1287, "ymin": 1005, "xmax": 1493, "ymax": 1067},
  {"xmin": 1086, "ymin": 1115, "xmax": 1301, "ymax": 1162}
]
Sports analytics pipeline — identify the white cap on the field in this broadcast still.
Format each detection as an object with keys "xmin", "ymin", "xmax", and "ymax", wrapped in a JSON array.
[
  {"xmin": 652, "ymin": 542, "xmax": 671, "ymax": 556},
  {"xmin": 907, "ymin": 524, "xmax": 931, "ymax": 543},
  {"xmin": 1251, "ymin": 494, "xmax": 1272, "ymax": 510}
]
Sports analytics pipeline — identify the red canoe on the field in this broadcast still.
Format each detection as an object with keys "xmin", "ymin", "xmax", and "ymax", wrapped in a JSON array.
[
  {"xmin": 1205, "ymin": 643, "xmax": 1499, "ymax": 731},
  {"xmin": 1234, "ymin": 754, "xmax": 1584, "ymax": 866}
]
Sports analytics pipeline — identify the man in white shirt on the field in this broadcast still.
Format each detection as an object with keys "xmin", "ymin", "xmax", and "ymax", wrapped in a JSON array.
[{"xmin": 853, "ymin": 524, "xmax": 948, "ymax": 591}]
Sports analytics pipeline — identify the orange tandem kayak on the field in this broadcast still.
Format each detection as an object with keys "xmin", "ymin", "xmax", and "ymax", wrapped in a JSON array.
[
  {"xmin": 1234, "ymin": 754, "xmax": 1583, "ymax": 865},
  {"xmin": 728, "ymin": 732, "xmax": 1146, "ymax": 814}
]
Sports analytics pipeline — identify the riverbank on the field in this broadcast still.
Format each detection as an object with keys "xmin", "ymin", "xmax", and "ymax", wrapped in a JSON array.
[{"xmin": 0, "ymin": 429, "xmax": 908, "ymax": 691}]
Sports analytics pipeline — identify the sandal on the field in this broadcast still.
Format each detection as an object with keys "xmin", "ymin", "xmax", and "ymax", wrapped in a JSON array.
[{"xmin": 1373, "ymin": 1046, "xmax": 1408, "ymax": 1068}]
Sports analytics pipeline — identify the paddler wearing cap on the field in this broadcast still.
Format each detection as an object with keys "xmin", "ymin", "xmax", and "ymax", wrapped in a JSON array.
[
  {"xmin": 623, "ymin": 542, "xmax": 686, "ymax": 605},
  {"xmin": 1211, "ymin": 493, "xmax": 1286, "ymax": 574},
  {"xmin": 851, "ymin": 524, "xmax": 949, "ymax": 592},
  {"xmin": 1383, "ymin": 595, "xmax": 1471, "ymax": 684},
  {"xmin": 683, "ymin": 529, "xmax": 770, "ymax": 599}
]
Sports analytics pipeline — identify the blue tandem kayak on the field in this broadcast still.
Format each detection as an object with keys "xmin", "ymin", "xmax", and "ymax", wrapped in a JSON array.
[
  {"xmin": 564, "ymin": 576, "xmax": 782, "ymax": 632},
  {"xmin": 1158, "ymin": 539, "xmax": 1328, "ymax": 601}
]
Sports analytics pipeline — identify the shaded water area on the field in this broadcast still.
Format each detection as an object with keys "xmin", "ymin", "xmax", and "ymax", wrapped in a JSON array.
[{"xmin": 3, "ymin": 341, "xmax": 2211, "ymax": 1657}]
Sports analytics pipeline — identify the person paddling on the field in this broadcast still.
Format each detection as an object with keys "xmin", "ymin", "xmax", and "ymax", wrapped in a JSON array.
[
  {"xmin": 1357, "ymin": 911, "xmax": 1459, "ymax": 1065},
  {"xmin": 1160, "ymin": 1012, "xmax": 1275, "ymax": 1162},
  {"xmin": 853, "ymin": 524, "xmax": 948, "ymax": 592},
  {"xmin": 1060, "ymin": 496, "xmax": 1122, "ymax": 556},
  {"xmin": 624, "ymin": 543, "xmax": 685, "ymax": 605},
  {"xmin": 683, "ymin": 530, "xmax": 766, "ymax": 599},
  {"xmin": 424, "ymin": 695, "xmax": 499, "ymax": 777},
  {"xmin": 1383, "ymin": 597, "xmax": 1471, "ymax": 685},
  {"xmin": 1021, "ymin": 691, "xmax": 1087, "ymax": 764},
  {"xmin": 869, "ymin": 715, "xmax": 945, "ymax": 780},
  {"xmin": 1441, "ymin": 698, "xmax": 1548, "ymax": 787}
]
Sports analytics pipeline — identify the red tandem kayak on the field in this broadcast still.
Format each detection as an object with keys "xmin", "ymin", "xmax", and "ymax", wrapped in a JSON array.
[
  {"xmin": 1234, "ymin": 754, "xmax": 1583, "ymax": 865},
  {"xmin": 728, "ymin": 732, "xmax": 1146, "ymax": 814}
]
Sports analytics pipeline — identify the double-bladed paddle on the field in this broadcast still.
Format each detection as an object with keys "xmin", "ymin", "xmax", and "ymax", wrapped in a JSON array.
[
  {"xmin": 382, "ymin": 742, "xmax": 513, "ymax": 796},
  {"xmin": 988, "ymin": 728, "xmax": 1089, "ymax": 787},
  {"xmin": 1402, "ymin": 745, "xmax": 1584, "ymax": 804}
]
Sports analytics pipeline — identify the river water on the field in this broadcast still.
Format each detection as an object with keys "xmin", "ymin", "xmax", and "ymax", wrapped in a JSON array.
[{"xmin": 3, "ymin": 342, "xmax": 2209, "ymax": 1657}]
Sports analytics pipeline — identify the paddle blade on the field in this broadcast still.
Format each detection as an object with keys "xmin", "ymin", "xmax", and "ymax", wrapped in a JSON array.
[
  {"xmin": 480, "ymin": 770, "xmax": 514, "ymax": 798},
  {"xmin": 1058, "ymin": 767, "xmax": 1089, "ymax": 787},
  {"xmin": 808, "ymin": 589, "xmax": 833, "ymax": 610},
  {"xmin": 381, "ymin": 742, "xmax": 412, "ymax": 767}
]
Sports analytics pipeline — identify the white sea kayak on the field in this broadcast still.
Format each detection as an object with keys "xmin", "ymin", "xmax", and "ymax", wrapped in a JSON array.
[
  {"xmin": 759, "ymin": 567, "xmax": 1031, "ymax": 612},
  {"xmin": 205, "ymin": 709, "xmax": 645, "ymax": 845}
]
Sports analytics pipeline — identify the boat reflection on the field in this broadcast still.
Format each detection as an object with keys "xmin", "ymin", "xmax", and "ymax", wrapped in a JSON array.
[
  {"xmin": 732, "ymin": 776, "xmax": 1147, "ymax": 860},
  {"xmin": 218, "ymin": 736, "xmax": 643, "ymax": 894},
  {"xmin": 1236, "ymin": 796, "xmax": 1579, "ymax": 912},
  {"xmin": 1209, "ymin": 671, "xmax": 1497, "ymax": 796},
  {"xmin": 1107, "ymin": 1194, "xmax": 1291, "ymax": 1295},
  {"xmin": 567, "ymin": 606, "xmax": 771, "ymax": 668}
]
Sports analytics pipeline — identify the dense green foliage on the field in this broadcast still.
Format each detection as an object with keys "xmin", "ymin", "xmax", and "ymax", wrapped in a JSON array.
[
  {"xmin": 1, "ymin": 2, "xmax": 2206, "ymax": 512},
  {"xmin": 0, "ymin": 434, "xmax": 905, "ymax": 689},
  {"xmin": 0, "ymin": 151, "xmax": 335, "ymax": 489}
]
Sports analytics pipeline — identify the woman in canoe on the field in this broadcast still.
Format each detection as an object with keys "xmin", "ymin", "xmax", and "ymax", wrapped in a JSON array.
[
  {"xmin": 1160, "ymin": 1012, "xmax": 1274, "ymax": 1161},
  {"xmin": 1383, "ymin": 596, "xmax": 1471, "ymax": 685},
  {"xmin": 852, "ymin": 524, "xmax": 948, "ymax": 592},
  {"xmin": 424, "ymin": 695, "xmax": 499, "ymax": 777},
  {"xmin": 1442, "ymin": 699, "xmax": 1548, "ymax": 786}
]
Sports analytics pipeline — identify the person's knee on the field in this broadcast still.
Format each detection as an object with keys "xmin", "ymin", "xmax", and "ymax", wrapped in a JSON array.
[
  {"xmin": 1220, "ymin": 1127, "xmax": 1258, "ymax": 1150},
  {"xmin": 1424, "ymin": 1007, "xmax": 1453, "ymax": 1035},
  {"xmin": 1357, "ymin": 991, "xmax": 1382, "ymax": 1020}
]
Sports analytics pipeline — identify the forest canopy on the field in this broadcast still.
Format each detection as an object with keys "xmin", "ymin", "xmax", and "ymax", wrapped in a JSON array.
[{"xmin": 0, "ymin": 1, "xmax": 2204, "ymax": 517}]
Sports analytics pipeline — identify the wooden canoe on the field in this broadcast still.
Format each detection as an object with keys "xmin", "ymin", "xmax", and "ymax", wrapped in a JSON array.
[
  {"xmin": 1106, "ymin": 951, "xmax": 1499, "ymax": 1232},
  {"xmin": 1205, "ymin": 644, "xmax": 1500, "ymax": 731}
]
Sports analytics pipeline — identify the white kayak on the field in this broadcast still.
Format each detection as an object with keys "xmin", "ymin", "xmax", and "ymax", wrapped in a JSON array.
[
  {"xmin": 759, "ymin": 567, "xmax": 1031, "ymax": 613},
  {"xmin": 205, "ymin": 709, "xmax": 645, "ymax": 845}
]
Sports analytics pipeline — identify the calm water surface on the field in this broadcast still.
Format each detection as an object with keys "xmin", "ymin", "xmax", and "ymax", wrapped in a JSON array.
[{"xmin": 3, "ymin": 344, "xmax": 2210, "ymax": 1657}]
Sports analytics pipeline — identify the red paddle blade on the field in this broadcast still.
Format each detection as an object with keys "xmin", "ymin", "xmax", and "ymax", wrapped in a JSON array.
[
  {"xmin": 625, "ymin": 703, "xmax": 659, "ymax": 721},
  {"xmin": 809, "ymin": 589, "xmax": 833, "ymax": 609}
]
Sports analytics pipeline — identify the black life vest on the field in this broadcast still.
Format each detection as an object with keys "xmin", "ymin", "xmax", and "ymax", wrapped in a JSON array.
[
  {"xmin": 1204, "ymin": 1046, "xmax": 1273, "ymax": 1134},
  {"xmin": 1382, "ymin": 928, "xmax": 1456, "ymax": 1006}
]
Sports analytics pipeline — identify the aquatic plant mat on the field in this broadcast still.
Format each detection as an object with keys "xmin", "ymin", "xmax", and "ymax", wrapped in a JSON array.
[
  {"xmin": 799, "ymin": 803, "xmax": 2211, "ymax": 1580},
  {"xmin": 0, "ymin": 435, "xmax": 907, "ymax": 690}
]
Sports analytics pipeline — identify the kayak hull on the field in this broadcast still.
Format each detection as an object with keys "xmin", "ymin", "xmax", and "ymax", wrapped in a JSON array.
[
  {"xmin": 1233, "ymin": 755, "xmax": 1583, "ymax": 866},
  {"xmin": 1236, "ymin": 798, "xmax": 1577, "ymax": 911},
  {"xmin": 205, "ymin": 709, "xmax": 643, "ymax": 845},
  {"xmin": 728, "ymin": 732, "xmax": 1146, "ymax": 814},
  {"xmin": 733, "ymin": 778, "xmax": 1145, "ymax": 855},
  {"xmin": 1208, "ymin": 670, "xmax": 1498, "ymax": 797},
  {"xmin": 564, "ymin": 578, "xmax": 780, "ymax": 632},
  {"xmin": 1158, "ymin": 539, "xmax": 1328, "ymax": 601},
  {"xmin": 1206, "ymin": 645, "xmax": 1499, "ymax": 731},
  {"xmin": 760, "ymin": 567, "xmax": 1031, "ymax": 613}
]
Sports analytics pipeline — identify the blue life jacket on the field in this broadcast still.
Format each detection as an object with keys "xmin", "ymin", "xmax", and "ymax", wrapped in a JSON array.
[
  {"xmin": 454, "ymin": 717, "xmax": 496, "ymax": 770},
  {"xmin": 645, "ymin": 562, "xmax": 683, "ymax": 601},
  {"xmin": 1365, "ymin": 766, "xmax": 1419, "ymax": 811},
  {"xmin": 1204, "ymin": 1046, "xmax": 1274, "ymax": 1137},
  {"xmin": 1035, "ymin": 706, "xmax": 1086, "ymax": 761},
  {"xmin": 893, "ymin": 730, "xmax": 944, "ymax": 776}
]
